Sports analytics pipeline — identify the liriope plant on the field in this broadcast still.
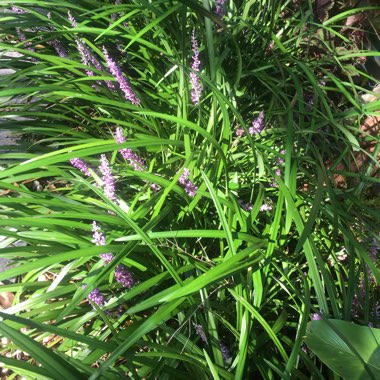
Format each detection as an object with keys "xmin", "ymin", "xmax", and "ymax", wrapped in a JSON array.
[{"xmin": 0, "ymin": 0, "xmax": 379, "ymax": 379}]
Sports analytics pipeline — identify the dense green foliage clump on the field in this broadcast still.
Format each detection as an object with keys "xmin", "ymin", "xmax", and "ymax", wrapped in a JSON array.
[{"xmin": 0, "ymin": 1, "xmax": 379, "ymax": 379}]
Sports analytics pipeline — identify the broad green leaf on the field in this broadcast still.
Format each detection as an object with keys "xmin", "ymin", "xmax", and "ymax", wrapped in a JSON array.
[{"xmin": 305, "ymin": 319, "xmax": 380, "ymax": 380}]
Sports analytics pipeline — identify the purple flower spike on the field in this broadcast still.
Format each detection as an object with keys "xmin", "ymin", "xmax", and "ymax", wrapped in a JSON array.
[
  {"xmin": 67, "ymin": 13, "xmax": 114, "ymax": 89},
  {"xmin": 114, "ymin": 264, "xmax": 134, "ymax": 288},
  {"xmin": 76, "ymin": 39, "xmax": 115, "ymax": 89},
  {"xmin": 92, "ymin": 221, "xmax": 114, "ymax": 263},
  {"xmin": 220, "ymin": 341, "xmax": 230, "ymax": 361},
  {"xmin": 178, "ymin": 168, "xmax": 198, "ymax": 197},
  {"xmin": 70, "ymin": 158, "xmax": 91, "ymax": 176},
  {"xmin": 115, "ymin": 127, "xmax": 126, "ymax": 145},
  {"xmin": 190, "ymin": 29, "xmax": 202, "ymax": 105},
  {"xmin": 249, "ymin": 111, "xmax": 265, "ymax": 135},
  {"xmin": 88, "ymin": 288, "xmax": 105, "ymax": 306},
  {"xmin": 193, "ymin": 323, "xmax": 208, "ymax": 344},
  {"xmin": 215, "ymin": 0, "xmax": 227, "ymax": 18},
  {"xmin": 103, "ymin": 47, "xmax": 140, "ymax": 104},
  {"xmin": 92, "ymin": 221, "xmax": 106, "ymax": 246},
  {"xmin": 75, "ymin": 38, "xmax": 95, "ymax": 78},
  {"xmin": 68, "ymin": 11, "xmax": 78, "ymax": 28},
  {"xmin": 48, "ymin": 39, "xmax": 67, "ymax": 58},
  {"xmin": 99, "ymin": 154, "xmax": 117, "ymax": 201}
]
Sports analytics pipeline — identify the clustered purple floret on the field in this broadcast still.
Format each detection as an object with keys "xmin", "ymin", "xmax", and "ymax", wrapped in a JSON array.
[
  {"xmin": 88, "ymin": 287, "xmax": 105, "ymax": 306},
  {"xmin": 70, "ymin": 158, "xmax": 91, "ymax": 176},
  {"xmin": 103, "ymin": 47, "xmax": 140, "ymax": 104},
  {"xmin": 312, "ymin": 313, "xmax": 321, "ymax": 321},
  {"xmin": 178, "ymin": 168, "xmax": 198, "ymax": 197},
  {"xmin": 99, "ymin": 154, "xmax": 117, "ymax": 201},
  {"xmin": 249, "ymin": 111, "xmax": 265, "ymax": 135},
  {"xmin": 190, "ymin": 29, "xmax": 202, "ymax": 105},
  {"xmin": 92, "ymin": 221, "xmax": 114, "ymax": 263},
  {"xmin": 115, "ymin": 264, "xmax": 134, "ymax": 288}
]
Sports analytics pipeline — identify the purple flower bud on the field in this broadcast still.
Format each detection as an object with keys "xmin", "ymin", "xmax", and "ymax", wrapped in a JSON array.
[
  {"xmin": 70, "ymin": 158, "xmax": 91, "ymax": 176},
  {"xmin": 99, "ymin": 154, "xmax": 117, "ymax": 201},
  {"xmin": 88, "ymin": 288, "xmax": 105, "ymax": 306},
  {"xmin": 190, "ymin": 29, "xmax": 202, "ymax": 105},
  {"xmin": 312, "ymin": 313, "xmax": 321, "ymax": 321},
  {"xmin": 103, "ymin": 47, "xmax": 140, "ymax": 104},
  {"xmin": 114, "ymin": 264, "xmax": 134, "ymax": 288}
]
